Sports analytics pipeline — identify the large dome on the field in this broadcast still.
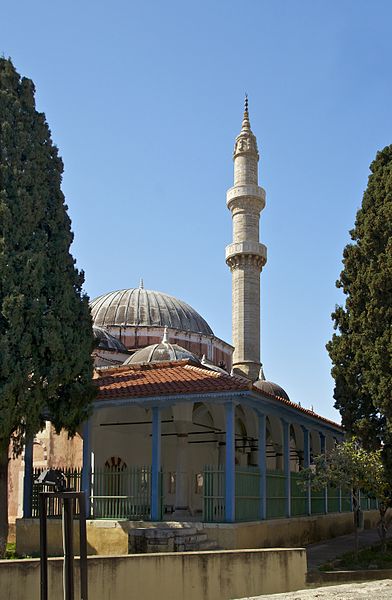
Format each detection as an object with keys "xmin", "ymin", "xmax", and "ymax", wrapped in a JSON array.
[{"xmin": 90, "ymin": 286, "xmax": 213, "ymax": 336}]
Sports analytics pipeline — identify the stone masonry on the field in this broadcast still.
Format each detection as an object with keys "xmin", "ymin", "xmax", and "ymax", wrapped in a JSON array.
[{"xmin": 226, "ymin": 97, "xmax": 267, "ymax": 381}]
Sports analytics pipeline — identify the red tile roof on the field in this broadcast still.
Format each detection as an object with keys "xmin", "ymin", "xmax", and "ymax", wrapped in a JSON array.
[
  {"xmin": 95, "ymin": 360, "xmax": 251, "ymax": 399},
  {"xmin": 94, "ymin": 360, "xmax": 342, "ymax": 430}
]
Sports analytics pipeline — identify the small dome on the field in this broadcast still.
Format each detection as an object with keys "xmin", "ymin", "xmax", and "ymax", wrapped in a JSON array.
[
  {"xmin": 124, "ymin": 342, "xmax": 200, "ymax": 365},
  {"xmin": 253, "ymin": 367, "xmax": 290, "ymax": 401},
  {"xmin": 93, "ymin": 326, "xmax": 128, "ymax": 353},
  {"xmin": 90, "ymin": 285, "xmax": 213, "ymax": 336}
]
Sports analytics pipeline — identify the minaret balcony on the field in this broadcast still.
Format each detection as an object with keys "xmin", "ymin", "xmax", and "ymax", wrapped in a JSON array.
[
  {"xmin": 225, "ymin": 241, "xmax": 267, "ymax": 263},
  {"xmin": 226, "ymin": 185, "xmax": 266, "ymax": 212}
]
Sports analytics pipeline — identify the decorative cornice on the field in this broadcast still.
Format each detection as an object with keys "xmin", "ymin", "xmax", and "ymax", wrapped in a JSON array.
[{"xmin": 226, "ymin": 253, "xmax": 266, "ymax": 271}]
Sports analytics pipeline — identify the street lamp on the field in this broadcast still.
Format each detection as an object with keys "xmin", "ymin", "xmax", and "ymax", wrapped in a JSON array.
[{"xmin": 37, "ymin": 468, "xmax": 88, "ymax": 600}]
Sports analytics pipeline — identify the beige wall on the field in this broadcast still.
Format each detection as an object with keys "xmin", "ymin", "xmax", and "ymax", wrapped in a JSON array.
[
  {"xmin": 202, "ymin": 510, "xmax": 380, "ymax": 550},
  {"xmin": 0, "ymin": 548, "xmax": 306, "ymax": 600},
  {"xmin": 16, "ymin": 511, "xmax": 380, "ymax": 558},
  {"xmin": 16, "ymin": 519, "xmax": 129, "ymax": 557}
]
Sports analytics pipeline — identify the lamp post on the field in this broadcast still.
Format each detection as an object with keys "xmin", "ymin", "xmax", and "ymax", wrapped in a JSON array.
[{"xmin": 37, "ymin": 469, "xmax": 88, "ymax": 600}]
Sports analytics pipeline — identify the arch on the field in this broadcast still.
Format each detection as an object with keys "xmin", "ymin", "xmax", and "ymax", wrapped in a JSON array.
[
  {"xmin": 104, "ymin": 456, "xmax": 127, "ymax": 470},
  {"xmin": 290, "ymin": 423, "xmax": 304, "ymax": 470},
  {"xmin": 310, "ymin": 430, "xmax": 321, "ymax": 459}
]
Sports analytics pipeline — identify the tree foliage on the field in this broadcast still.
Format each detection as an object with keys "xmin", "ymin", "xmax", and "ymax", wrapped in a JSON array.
[
  {"xmin": 303, "ymin": 439, "xmax": 387, "ymax": 500},
  {"xmin": 327, "ymin": 146, "xmax": 392, "ymax": 463},
  {"xmin": 0, "ymin": 58, "xmax": 96, "ymax": 553},
  {"xmin": 302, "ymin": 439, "xmax": 389, "ymax": 552}
]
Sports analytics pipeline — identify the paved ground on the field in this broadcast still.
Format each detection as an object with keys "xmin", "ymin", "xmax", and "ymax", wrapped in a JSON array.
[
  {"xmin": 306, "ymin": 526, "xmax": 392, "ymax": 571},
  {"xmin": 236, "ymin": 526, "xmax": 392, "ymax": 599},
  {"xmin": 236, "ymin": 579, "xmax": 392, "ymax": 599}
]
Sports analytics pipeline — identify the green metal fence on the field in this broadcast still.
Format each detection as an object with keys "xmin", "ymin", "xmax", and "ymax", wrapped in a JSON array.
[
  {"xmin": 235, "ymin": 467, "xmax": 260, "ymax": 521},
  {"xmin": 266, "ymin": 470, "xmax": 286, "ymax": 518},
  {"xmin": 311, "ymin": 486, "xmax": 325, "ymax": 514},
  {"xmin": 203, "ymin": 465, "xmax": 225, "ymax": 522},
  {"xmin": 291, "ymin": 472, "xmax": 307, "ymax": 516},
  {"xmin": 327, "ymin": 485, "xmax": 340, "ymax": 513},
  {"xmin": 30, "ymin": 464, "xmax": 378, "ymax": 524},
  {"xmin": 92, "ymin": 465, "xmax": 157, "ymax": 520},
  {"xmin": 32, "ymin": 467, "xmax": 82, "ymax": 518},
  {"xmin": 341, "ymin": 487, "xmax": 352, "ymax": 512}
]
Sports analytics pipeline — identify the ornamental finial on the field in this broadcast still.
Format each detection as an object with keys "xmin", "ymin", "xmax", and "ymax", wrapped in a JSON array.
[
  {"xmin": 139, "ymin": 278, "xmax": 144, "ymax": 289},
  {"xmin": 241, "ymin": 93, "xmax": 250, "ymax": 132},
  {"xmin": 259, "ymin": 364, "xmax": 266, "ymax": 381},
  {"xmin": 162, "ymin": 326, "xmax": 169, "ymax": 344}
]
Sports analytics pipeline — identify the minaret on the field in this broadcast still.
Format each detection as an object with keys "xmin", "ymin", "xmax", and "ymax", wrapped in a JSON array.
[{"xmin": 226, "ymin": 96, "xmax": 267, "ymax": 381}]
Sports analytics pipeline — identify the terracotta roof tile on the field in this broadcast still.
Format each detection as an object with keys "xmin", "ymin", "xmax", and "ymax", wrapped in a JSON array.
[
  {"xmin": 95, "ymin": 360, "xmax": 251, "ymax": 400},
  {"xmin": 94, "ymin": 360, "xmax": 342, "ymax": 430},
  {"xmin": 250, "ymin": 384, "xmax": 342, "ymax": 430}
]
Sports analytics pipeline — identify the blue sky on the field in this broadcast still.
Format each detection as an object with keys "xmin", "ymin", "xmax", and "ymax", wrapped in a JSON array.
[{"xmin": 2, "ymin": 1, "xmax": 392, "ymax": 421}]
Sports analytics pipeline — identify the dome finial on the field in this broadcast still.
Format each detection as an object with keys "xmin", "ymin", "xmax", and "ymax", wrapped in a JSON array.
[
  {"xmin": 162, "ymin": 326, "xmax": 169, "ymax": 344},
  {"xmin": 139, "ymin": 278, "xmax": 144, "ymax": 289},
  {"xmin": 259, "ymin": 364, "xmax": 266, "ymax": 381}
]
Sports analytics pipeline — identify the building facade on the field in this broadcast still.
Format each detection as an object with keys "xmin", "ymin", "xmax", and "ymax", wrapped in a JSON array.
[{"xmin": 14, "ymin": 100, "xmax": 347, "ymax": 532}]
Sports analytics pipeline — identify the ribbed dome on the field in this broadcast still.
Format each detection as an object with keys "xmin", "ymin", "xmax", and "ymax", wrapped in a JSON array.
[
  {"xmin": 124, "ymin": 341, "xmax": 200, "ymax": 365},
  {"xmin": 90, "ymin": 287, "xmax": 213, "ymax": 336},
  {"xmin": 93, "ymin": 326, "xmax": 128, "ymax": 353},
  {"xmin": 254, "ymin": 379, "xmax": 290, "ymax": 401},
  {"xmin": 253, "ymin": 367, "xmax": 290, "ymax": 401}
]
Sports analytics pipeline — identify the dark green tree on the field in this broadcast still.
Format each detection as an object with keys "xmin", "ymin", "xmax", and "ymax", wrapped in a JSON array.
[
  {"xmin": 0, "ymin": 58, "xmax": 96, "ymax": 556},
  {"xmin": 327, "ymin": 145, "xmax": 392, "ymax": 469}
]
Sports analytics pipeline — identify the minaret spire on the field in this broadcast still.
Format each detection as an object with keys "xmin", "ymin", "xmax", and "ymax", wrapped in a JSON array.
[
  {"xmin": 225, "ymin": 98, "xmax": 267, "ymax": 381},
  {"xmin": 241, "ymin": 93, "xmax": 250, "ymax": 132}
]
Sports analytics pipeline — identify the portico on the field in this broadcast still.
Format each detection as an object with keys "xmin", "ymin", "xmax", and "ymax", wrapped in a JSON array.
[{"xmin": 66, "ymin": 359, "xmax": 345, "ymax": 524}]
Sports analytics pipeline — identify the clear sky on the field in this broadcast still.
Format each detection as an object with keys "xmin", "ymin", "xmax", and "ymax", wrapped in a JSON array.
[{"xmin": 2, "ymin": 1, "xmax": 392, "ymax": 422}]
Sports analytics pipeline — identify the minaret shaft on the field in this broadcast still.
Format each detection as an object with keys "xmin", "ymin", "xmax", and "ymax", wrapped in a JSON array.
[{"xmin": 226, "ymin": 100, "xmax": 267, "ymax": 381}]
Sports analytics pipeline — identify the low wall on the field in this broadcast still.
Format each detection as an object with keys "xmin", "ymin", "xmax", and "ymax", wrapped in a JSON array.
[
  {"xmin": 202, "ymin": 510, "xmax": 379, "ymax": 550},
  {"xmin": 0, "ymin": 548, "xmax": 306, "ymax": 600},
  {"xmin": 16, "ymin": 510, "xmax": 379, "ymax": 557},
  {"xmin": 16, "ymin": 519, "xmax": 129, "ymax": 556}
]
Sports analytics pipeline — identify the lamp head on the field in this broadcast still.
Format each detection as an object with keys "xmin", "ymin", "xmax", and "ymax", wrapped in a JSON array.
[{"xmin": 36, "ymin": 469, "xmax": 67, "ymax": 492}]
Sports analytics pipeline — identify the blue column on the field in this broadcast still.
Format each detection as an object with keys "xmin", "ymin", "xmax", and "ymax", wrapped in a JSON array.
[
  {"xmin": 282, "ymin": 420, "xmax": 291, "ymax": 518},
  {"xmin": 81, "ymin": 419, "xmax": 92, "ymax": 517},
  {"xmin": 151, "ymin": 406, "xmax": 162, "ymax": 521},
  {"xmin": 320, "ymin": 432, "xmax": 328, "ymax": 514},
  {"xmin": 258, "ymin": 413, "xmax": 267, "ymax": 520},
  {"xmin": 23, "ymin": 436, "xmax": 34, "ymax": 518},
  {"xmin": 225, "ymin": 402, "xmax": 235, "ymax": 523},
  {"xmin": 302, "ymin": 426, "xmax": 312, "ymax": 516}
]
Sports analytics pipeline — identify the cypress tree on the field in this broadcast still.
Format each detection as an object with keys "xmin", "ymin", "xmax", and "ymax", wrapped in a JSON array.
[
  {"xmin": 327, "ymin": 145, "xmax": 392, "ymax": 468},
  {"xmin": 0, "ymin": 58, "xmax": 96, "ymax": 555}
]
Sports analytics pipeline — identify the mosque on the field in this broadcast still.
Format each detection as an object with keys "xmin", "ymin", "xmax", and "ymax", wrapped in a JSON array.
[{"xmin": 13, "ymin": 101, "xmax": 351, "ymax": 543}]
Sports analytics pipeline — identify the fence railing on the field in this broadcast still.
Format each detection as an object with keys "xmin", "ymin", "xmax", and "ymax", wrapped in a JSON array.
[
  {"xmin": 92, "ymin": 466, "xmax": 158, "ymax": 520},
  {"xmin": 235, "ymin": 466, "xmax": 260, "ymax": 521},
  {"xmin": 31, "ymin": 465, "xmax": 378, "ymax": 523},
  {"xmin": 291, "ymin": 471, "xmax": 307, "ymax": 516},
  {"xmin": 204, "ymin": 465, "xmax": 225, "ymax": 522},
  {"xmin": 266, "ymin": 470, "xmax": 286, "ymax": 519}
]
